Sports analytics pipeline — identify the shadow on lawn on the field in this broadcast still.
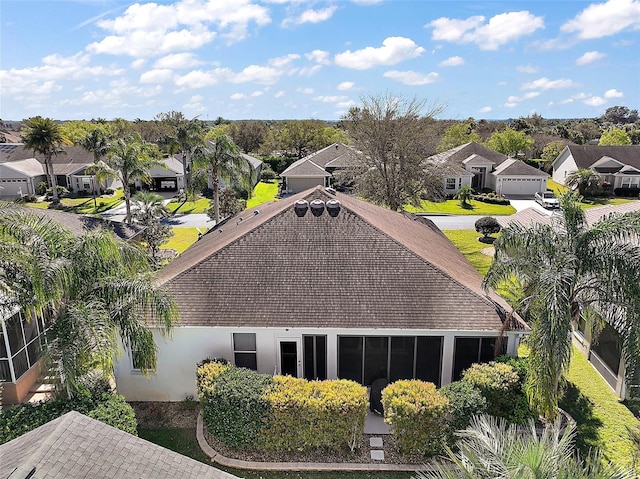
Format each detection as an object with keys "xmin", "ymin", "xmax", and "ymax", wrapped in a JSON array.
[{"xmin": 559, "ymin": 381, "xmax": 602, "ymax": 455}]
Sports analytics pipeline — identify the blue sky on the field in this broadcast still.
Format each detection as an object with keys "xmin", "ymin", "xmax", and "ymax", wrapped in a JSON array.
[{"xmin": 1, "ymin": 0, "xmax": 639, "ymax": 121}]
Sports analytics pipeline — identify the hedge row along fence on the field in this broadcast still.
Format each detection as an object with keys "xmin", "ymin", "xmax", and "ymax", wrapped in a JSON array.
[{"xmin": 196, "ymin": 360, "xmax": 367, "ymax": 452}]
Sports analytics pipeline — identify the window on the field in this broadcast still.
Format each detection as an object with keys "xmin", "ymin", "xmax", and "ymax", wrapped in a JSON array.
[
  {"xmin": 621, "ymin": 177, "xmax": 639, "ymax": 188},
  {"xmin": 131, "ymin": 350, "xmax": 152, "ymax": 371},
  {"xmin": 445, "ymin": 178, "xmax": 456, "ymax": 190},
  {"xmin": 233, "ymin": 333, "xmax": 257, "ymax": 370},
  {"xmin": 452, "ymin": 337, "xmax": 504, "ymax": 381},
  {"xmin": 338, "ymin": 335, "xmax": 443, "ymax": 386},
  {"xmin": 303, "ymin": 335, "xmax": 327, "ymax": 380}
]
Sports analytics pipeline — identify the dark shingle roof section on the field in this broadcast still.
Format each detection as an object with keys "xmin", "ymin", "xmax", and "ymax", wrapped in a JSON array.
[
  {"xmin": 493, "ymin": 159, "xmax": 548, "ymax": 177},
  {"xmin": 159, "ymin": 187, "xmax": 521, "ymax": 331},
  {"xmin": 280, "ymin": 143, "xmax": 358, "ymax": 177},
  {"xmin": 429, "ymin": 142, "xmax": 509, "ymax": 167},
  {"xmin": 565, "ymin": 145, "xmax": 640, "ymax": 170},
  {"xmin": 0, "ymin": 411, "xmax": 239, "ymax": 479}
]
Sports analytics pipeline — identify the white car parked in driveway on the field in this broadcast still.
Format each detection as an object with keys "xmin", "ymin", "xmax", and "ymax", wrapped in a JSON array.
[{"xmin": 534, "ymin": 190, "xmax": 560, "ymax": 209}]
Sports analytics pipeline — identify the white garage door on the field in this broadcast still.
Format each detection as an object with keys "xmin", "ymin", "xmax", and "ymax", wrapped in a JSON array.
[
  {"xmin": 0, "ymin": 179, "xmax": 29, "ymax": 198},
  {"xmin": 499, "ymin": 178, "xmax": 544, "ymax": 196}
]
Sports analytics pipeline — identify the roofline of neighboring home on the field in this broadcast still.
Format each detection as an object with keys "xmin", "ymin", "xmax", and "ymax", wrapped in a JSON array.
[
  {"xmin": 0, "ymin": 158, "xmax": 45, "ymax": 177},
  {"xmin": 280, "ymin": 160, "xmax": 331, "ymax": 177}
]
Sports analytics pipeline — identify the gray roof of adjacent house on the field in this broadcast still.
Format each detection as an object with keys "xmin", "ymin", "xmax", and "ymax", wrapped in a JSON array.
[
  {"xmin": 241, "ymin": 152, "xmax": 262, "ymax": 170},
  {"xmin": 430, "ymin": 142, "xmax": 546, "ymax": 178},
  {"xmin": 0, "ymin": 157, "xmax": 45, "ymax": 177},
  {"xmin": 560, "ymin": 145, "xmax": 640, "ymax": 170},
  {"xmin": 280, "ymin": 143, "xmax": 357, "ymax": 178},
  {"xmin": 1, "ymin": 145, "xmax": 95, "ymax": 165},
  {"xmin": 159, "ymin": 186, "xmax": 524, "ymax": 332},
  {"xmin": 1, "ymin": 204, "xmax": 144, "ymax": 242},
  {"xmin": 0, "ymin": 411, "xmax": 239, "ymax": 479}
]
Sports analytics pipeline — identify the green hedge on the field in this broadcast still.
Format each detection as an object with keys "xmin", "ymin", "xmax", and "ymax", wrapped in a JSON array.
[
  {"xmin": 0, "ymin": 393, "xmax": 137, "ymax": 444},
  {"xmin": 461, "ymin": 361, "xmax": 532, "ymax": 424},
  {"xmin": 381, "ymin": 380, "xmax": 449, "ymax": 456},
  {"xmin": 440, "ymin": 381, "xmax": 487, "ymax": 433},
  {"xmin": 261, "ymin": 376, "xmax": 367, "ymax": 452},
  {"xmin": 197, "ymin": 364, "xmax": 273, "ymax": 449}
]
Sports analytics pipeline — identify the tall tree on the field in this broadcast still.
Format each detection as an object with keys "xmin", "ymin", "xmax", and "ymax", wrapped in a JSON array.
[
  {"xmin": 131, "ymin": 191, "xmax": 174, "ymax": 269},
  {"xmin": 418, "ymin": 415, "xmax": 635, "ymax": 479},
  {"xmin": 483, "ymin": 193, "xmax": 640, "ymax": 419},
  {"xmin": 21, "ymin": 116, "xmax": 69, "ymax": 204},
  {"xmin": 436, "ymin": 120, "xmax": 482, "ymax": 153},
  {"xmin": 486, "ymin": 126, "xmax": 534, "ymax": 157},
  {"xmin": 341, "ymin": 93, "xmax": 445, "ymax": 211},
  {"xmin": 191, "ymin": 133, "xmax": 253, "ymax": 223},
  {"xmin": 161, "ymin": 119, "xmax": 205, "ymax": 195},
  {"xmin": 0, "ymin": 207, "xmax": 178, "ymax": 398},
  {"xmin": 228, "ymin": 120, "xmax": 268, "ymax": 154},
  {"xmin": 98, "ymin": 134, "xmax": 164, "ymax": 224},
  {"xmin": 599, "ymin": 127, "xmax": 632, "ymax": 146},
  {"xmin": 602, "ymin": 106, "xmax": 639, "ymax": 125}
]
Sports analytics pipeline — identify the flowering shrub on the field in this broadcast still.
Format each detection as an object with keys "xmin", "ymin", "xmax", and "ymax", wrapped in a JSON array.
[{"xmin": 381, "ymin": 380, "xmax": 449, "ymax": 456}]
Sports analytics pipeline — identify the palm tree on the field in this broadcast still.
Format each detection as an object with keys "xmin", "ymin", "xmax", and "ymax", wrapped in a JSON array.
[
  {"xmin": 191, "ymin": 133, "xmax": 253, "ymax": 223},
  {"xmin": 97, "ymin": 134, "xmax": 164, "ymax": 224},
  {"xmin": 21, "ymin": 116, "xmax": 69, "ymax": 204},
  {"xmin": 160, "ymin": 118, "xmax": 204, "ymax": 195},
  {"xmin": 454, "ymin": 185, "xmax": 474, "ymax": 208},
  {"xmin": 131, "ymin": 191, "xmax": 174, "ymax": 268},
  {"xmin": 416, "ymin": 414, "xmax": 635, "ymax": 479},
  {"xmin": 79, "ymin": 128, "xmax": 111, "ymax": 208},
  {"xmin": 0, "ymin": 206, "xmax": 178, "ymax": 398},
  {"xmin": 565, "ymin": 168, "xmax": 602, "ymax": 196},
  {"xmin": 483, "ymin": 193, "xmax": 640, "ymax": 419}
]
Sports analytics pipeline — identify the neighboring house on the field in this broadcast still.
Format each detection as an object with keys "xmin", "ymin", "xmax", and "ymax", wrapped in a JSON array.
[
  {"xmin": 0, "ymin": 158, "xmax": 47, "ymax": 198},
  {"xmin": 498, "ymin": 200, "xmax": 640, "ymax": 398},
  {"xmin": 0, "ymin": 411, "xmax": 239, "ymax": 479},
  {"xmin": 552, "ymin": 145, "xmax": 640, "ymax": 191},
  {"xmin": 242, "ymin": 153, "xmax": 263, "ymax": 187},
  {"xmin": 429, "ymin": 142, "xmax": 548, "ymax": 196},
  {"xmin": 0, "ymin": 206, "xmax": 144, "ymax": 405},
  {"xmin": 114, "ymin": 186, "xmax": 527, "ymax": 401},
  {"xmin": 280, "ymin": 143, "xmax": 357, "ymax": 193},
  {"xmin": 143, "ymin": 156, "xmax": 185, "ymax": 193}
]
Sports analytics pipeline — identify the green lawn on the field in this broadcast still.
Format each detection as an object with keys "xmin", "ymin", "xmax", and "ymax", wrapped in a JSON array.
[
  {"xmin": 560, "ymin": 347, "xmax": 640, "ymax": 472},
  {"xmin": 404, "ymin": 199, "xmax": 515, "ymax": 216},
  {"xmin": 167, "ymin": 197, "xmax": 210, "ymax": 214},
  {"xmin": 25, "ymin": 193, "xmax": 123, "ymax": 214},
  {"xmin": 442, "ymin": 230, "xmax": 494, "ymax": 276},
  {"xmin": 137, "ymin": 428, "xmax": 412, "ymax": 479},
  {"xmin": 547, "ymin": 178, "xmax": 636, "ymax": 209},
  {"xmin": 161, "ymin": 227, "xmax": 207, "ymax": 254},
  {"xmin": 247, "ymin": 181, "xmax": 279, "ymax": 209}
]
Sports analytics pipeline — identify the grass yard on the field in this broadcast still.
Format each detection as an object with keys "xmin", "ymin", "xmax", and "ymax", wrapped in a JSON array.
[
  {"xmin": 25, "ymin": 192, "xmax": 123, "ymax": 214},
  {"xmin": 404, "ymin": 199, "xmax": 515, "ymax": 216},
  {"xmin": 137, "ymin": 428, "xmax": 413, "ymax": 479},
  {"xmin": 247, "ymin": 181, "xmax": 279, "ymax": 209},
  {"xmin": 547, "ymin": 179, "xmax": 636, "ymax": 209},
  {"xmin": 442, "ymin": 229, "xmax": 494, "ymax": 276},
  {"xmin": 167, "ymin": 197, "xmax": 210, "ymax": 214},
  {"xmin": 560, "ymin": 347, "xmax": 640, "ymax": 472},
  {"xmin": 161, "ymin": 227, "xmax": 206, "ymax": 254}
]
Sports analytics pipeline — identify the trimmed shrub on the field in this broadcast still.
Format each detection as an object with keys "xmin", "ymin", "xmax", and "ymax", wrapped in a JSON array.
[
  {"xmin": 461, "ymin": 361, "xmax": 532, "ymax": 423},
  {"xmin": 495, "ymin": 354, "xmax": 529, "ymax": 383},
  {"xmin": 440, "ymin": 381, "xmax": 487, "ymax": 433},
  {"xmin": 196, "ymin": 358, "xmax": 232, "ymax": 395},
  {"xmin": 261, "ymin": 376, "xmax": 367, "ymax": 452},
  {"xmin": 614, "ymin": 187, "xmax": 640, "ymax": 197},
  {"xmin": 471, "ymin": 193, "xmax": 511, "ymax": 205},
  {"xmin": 197, "ymin": 365, "xmax": 273, "ymax": 449},
  {"xmin": 0, "ymin": 393, "xmax": 136, "ymax": 444},
  {"xmin": 260, "ymin": 167, "xmax": 277, "ymax": 182},
  {"xmin": 474, "ymin": 216, "xmax": 501, "ymax": 239},
  {"xmin": 381, "ymin": 380, "xmax": 449, "ymax": 456}
]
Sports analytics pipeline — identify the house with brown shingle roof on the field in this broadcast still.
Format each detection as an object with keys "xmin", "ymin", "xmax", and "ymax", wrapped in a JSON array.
[
  {"xmin": 114, "ymin": 186, "xmax": 527, "ymax": 401},
  {"xmin": 552, "ymin": 145, "xmax": 640, "ymax": 191},
  {"xmin": 0, "ymin": 411, "xmax": 239, "ymax": 479},
  {"xmin": 429, "ymin": 143, "xmax": 548, "ymax": 197},
  {"xmin": 280, "ymin": 143, "xmax": 357, "ymax": 193}
]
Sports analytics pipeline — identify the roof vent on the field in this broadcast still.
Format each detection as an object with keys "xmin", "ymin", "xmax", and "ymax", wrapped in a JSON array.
[
  {"xmin": 325, "ymin": 187, "xmax": 336, "ymax": 195},
  {"xmin": 253, "ymin": 210, "xmax": 260, "ymax": 216},
  {"xmin": 294, "ymin": 199, "xmax": 309, "ymax": 217},
  {"xmin": 310, "ymin": 199, "xmax": 325, "ymax": 216},
  {"xmin": 326, "ymin": 199, "xmax": 341, "ymax": 217}
]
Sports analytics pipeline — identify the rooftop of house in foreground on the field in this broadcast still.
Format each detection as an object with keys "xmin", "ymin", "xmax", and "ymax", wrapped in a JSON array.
[{"xmin": 159, "ymin": 186, "xmax": 525, "ymax": 332}]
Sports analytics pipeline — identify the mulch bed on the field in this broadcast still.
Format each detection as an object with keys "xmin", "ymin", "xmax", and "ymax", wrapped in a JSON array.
[{"xmin": 130, "ymin": 401, "xmax": 427, "ymax": 465}]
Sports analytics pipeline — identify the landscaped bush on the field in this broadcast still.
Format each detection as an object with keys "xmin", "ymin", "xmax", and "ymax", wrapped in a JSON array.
[
  {"xmin": 440, "ymin": 381, "xmax": 487, "ymax": 433},
  {"xmin": 381, "ymin": 380, "xmax": 449, "ymax": 456},
  {"xmin": 260, "ymin": 167, "xmax": 277, "ymax": 182},
  {"xmin": 0, "ymin": 393, "xmax": 137, "ymax": 444},
  {"xmin": 197, "ymin": 364, "xmax": 273, "ymax": 449},
  {"xmin": 261, "ymin": 376, "xmax": 367, "ymax": 452},
  {"xmin": 461, "ymin": 361, "xmax": 532, "ymax": 424},
  {"xmin": 471, "ymin": 193, "xmax": 511, "ymax": 205},
  {"xmin": 614, "ymin": 187, "xmax": 640, "ymax": 197}
]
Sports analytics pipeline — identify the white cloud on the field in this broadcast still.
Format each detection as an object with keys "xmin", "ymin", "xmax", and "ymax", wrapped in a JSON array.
[
  {"xmin": 184, "ymin": 95, "xmax": 206, "ymax": 112},
  {"xmin": 438, "ymin": 56, "xmax": 464, "ymax": 67},
  {"xmin": 232, "ymin": 64, "xmax": 283, "ymax": 84},
  {"xmin": 86, "ymin": 0, "xmax": 271, "ymax": 58},
  {"xmin": 561, "ymin": 0, "xmax": 640, "ymax": 39},
  {"xmin": 305, "ymin": 50, "xmax": 331, "ymax": 65},
  {"xmin": 383, "ymin": 70, "xmax": 439, "ymax": 85},
  {"xmin": 251, "ymin": 90, "xmax": 264, "ymax": 97},
  {"xmin": 337, "ymin": 81, "xmax": 355, "ymax": 91},
  {"xmin": 174, "ymin": 68, "xmax": 231, "ymax": 89},
  {"xmin": 131, "ymin": 59, "xmax": 147, "ymax": 69},
  {"xmin": 297, "ymin": 87, "xmax": 314, "ymax": 94},
  {"xmin": 521, "ymin": 77, "xmax": 577, "ymax": 90},
  {"xmin": 604, "ymin": 88, "xmax": 624, "ymax": 98},
  {"xmin": 154, "ymin": 53, "xmax": 204, "ymax": 69},
  {"xmin": 284, "ymin": 6, "xmax": 337, "ymax": 26},
  {"xmin": 576, "ymin": 51, "xmax": 606, "ymax": 65},
  {"xmin": 140, "ymin": 69, "xmax": 174, "ymax": 84},
  {"xmin": 583, "ymin": 96, "xmax": 607, "ymax": 106},
  {"xmin": 274, "ymin": 91, "xmax": 285, "ymax": 98},
  {"xmin": 504, "ymin": 91, "xmax": 540, "ymax": 107},
  {"xmin": 313, "ymin": 95, "xmax": 349, "ymax": 103},
  {"xmin": 517, "ymin": 64, "xmax": 538, "ymax": 73},
  {"xmin": 427, "ymin": 11, "xmax": 544, "ymax": 50},
  {"xmin": 479, "ymin": 106, "xmax": 492, "ymax": 113},
  {"xmin": 230, "ymin": 93, "xmax": 248, "ymax": 100},
  {"xmin": 335, "ymin": 37, "xmax": 425, "ymax": 69}
]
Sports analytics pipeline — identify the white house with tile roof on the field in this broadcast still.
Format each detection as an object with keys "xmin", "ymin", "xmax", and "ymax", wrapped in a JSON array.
[{"xmin": 114, "ymin": 186, "xmax": 527, "ymax": 401}]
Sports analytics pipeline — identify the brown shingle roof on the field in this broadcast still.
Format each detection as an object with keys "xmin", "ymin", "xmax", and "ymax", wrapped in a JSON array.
[
  {"xmin": 159, "ymin": 187, "xmax": 521, "ymax": 331},
  {"xmin": 0, "ymin": 411, "xmax": 239, "ymax": 479},
  {"xmin": 280, "ymin": 159, "xmax": 331, "ymax": 177},
  {"xmin": 565, "ymin": 145, "xmax": 640, "ymax": 170}
]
